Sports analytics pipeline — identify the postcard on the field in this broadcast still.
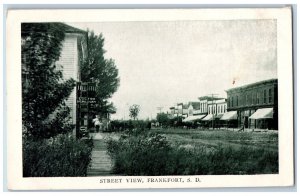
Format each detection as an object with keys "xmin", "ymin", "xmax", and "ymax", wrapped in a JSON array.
[{"xmin": 6, "ymin": 7, "xmax": 294, "ymax": 190}]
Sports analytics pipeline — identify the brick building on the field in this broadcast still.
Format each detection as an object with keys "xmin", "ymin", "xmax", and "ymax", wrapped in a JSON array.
[{"xmin": 225, "ymin": 79, "xmax": 278, "ymax": 130}]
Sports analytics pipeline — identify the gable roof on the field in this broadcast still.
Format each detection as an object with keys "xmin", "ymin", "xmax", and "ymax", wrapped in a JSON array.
[
  {"xmin": 183, "ymin": 104, "xmax": 189, "ymax": 109},
  {"xmin": 188, "ymin": 102, "xmax": 200, "ymax": 110},
  {"xmin": 21, "ymin": 22, "xmax": 86, "ymax": 36}
]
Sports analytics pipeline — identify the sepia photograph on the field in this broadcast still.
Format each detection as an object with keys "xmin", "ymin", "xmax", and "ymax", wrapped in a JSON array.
[{"xmin": 6, "ymin": 8, "xmax": 294, "ymax": 189}]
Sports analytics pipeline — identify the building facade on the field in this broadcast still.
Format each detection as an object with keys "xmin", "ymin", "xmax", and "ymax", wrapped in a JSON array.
[
  {"xmin": 207, "ymin": 99, "xmax": 227, "ymax": 116},
  {"xmin": 22, "ymin": 23, "xmax": 87, "ymax": 136},
  {"xmin": 226, "ymin": 79, "xmax": 278, "ymax": 130},
  {"xmin": 195, "ymin": 96, "xmax": 227, "ymax": 127},
  {"xmin": 187, "ymin": 102, "xmax": 201, "ymax": 116},
  {"xmin": 56, "ymin": 25, "xmax": 87, "ymax": 127}
]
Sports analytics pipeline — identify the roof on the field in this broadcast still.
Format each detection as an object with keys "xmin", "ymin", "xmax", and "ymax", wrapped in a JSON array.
[
  {"xmin": 183, "ymin": 104, "xmax": 189, "ymax": 109},
  {"xmin": 198, "ymin": 96, "xmax": 224, "ymax": 101},
  {"xmin": 226, "ymin": 78, "xmax": 278, "ymax": 93},
  {"xmin": 61, "ymin": 23, "xmax": 87, "ymax": 34},
  {"xmin": 21, "ymin": 23, "xmax": 86, "ymax": 36},
  {"xmin": 188, "ymin": 102, "xmax": 200, "ymax": 110}
]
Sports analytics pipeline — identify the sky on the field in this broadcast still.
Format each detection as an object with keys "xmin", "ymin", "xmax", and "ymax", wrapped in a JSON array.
[{"xmin": 69, "ymin": 20, "xmax": 277, "ymax": 120}]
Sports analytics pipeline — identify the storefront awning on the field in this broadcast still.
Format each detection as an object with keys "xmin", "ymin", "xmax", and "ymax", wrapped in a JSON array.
[
  {"xmin": 249, "ymin": 108, "xmax": 273, "ymax": 119},
  {"xmin": 220, "ymin": 111, "xmax": 237, "ymax": 120},
  {"xmin": 193, "ymin": 110, "xmax": 202, "ymax": 115},
  {"xmin": 202, "ymin": 114, "xmax": 214, "ymax": 121},
  {"xmin": 183, "ymin": 115, "xmax": 206, "ymax": 122},
  {"xmin": 215, "ymin": 113, "xmax": 224, "ymax": 119}
]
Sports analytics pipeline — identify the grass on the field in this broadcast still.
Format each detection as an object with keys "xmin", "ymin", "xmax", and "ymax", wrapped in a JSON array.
[
  {"xmin": 152, "ymin": 128, "xmax": 278, "ymax": 150},
  {"xmin": 106, "ymin": 128, "xmax": 278, "ymax": 175}
]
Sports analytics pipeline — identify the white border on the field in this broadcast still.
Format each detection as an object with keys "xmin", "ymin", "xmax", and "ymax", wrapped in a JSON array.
[{"xmin": 6, "ymin": 8, "xmax": 294, "ymax": 190}]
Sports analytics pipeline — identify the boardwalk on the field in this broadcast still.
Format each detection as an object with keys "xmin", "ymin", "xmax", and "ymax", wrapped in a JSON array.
[{"xmin": 87, "ymin": 133, "xmax": 114, "ymax": 176}]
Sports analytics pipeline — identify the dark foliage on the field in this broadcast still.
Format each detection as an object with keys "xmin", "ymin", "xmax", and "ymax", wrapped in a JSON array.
[
  {"xmin": 22, "ymin": 23, "xmax": 76, "ymax": 139},
  {"xmin": 109, "ymin": 120, "xmax": 151, "ymax": 132},
  {"xmin": 129, "ymin": 104, "xmax": 140, "ymax": 120},
  {"xmin": 106, "ymin": 131, "xmax": 278, "ymax": 175},
  {"xmin": 23, "ymin": 134, "xmax": 93, "ymax": 177},
  {"xmin": 106, "ymin": 132, "xmax": 172, "ymax": 175},
  {"xmin": 80, "ymin": 31, "xmax": 120, "ymax": 116}
]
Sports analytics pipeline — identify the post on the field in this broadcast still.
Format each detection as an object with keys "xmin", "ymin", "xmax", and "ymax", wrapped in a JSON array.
[{"xmin": 212, "ymin": 94, "xmax": 214, "ymax": 129}]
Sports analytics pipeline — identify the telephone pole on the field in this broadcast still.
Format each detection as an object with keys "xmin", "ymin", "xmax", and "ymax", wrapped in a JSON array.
[
  {"xmin": 208, "ymin": 93, "xmax": 219, "ymax": 130},
  {"xmin": 157, "ymin": 107, "xmax": 163, "ymax": 114}
]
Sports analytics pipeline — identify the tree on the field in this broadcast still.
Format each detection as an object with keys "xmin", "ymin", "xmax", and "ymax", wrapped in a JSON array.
[
  {"xmin": 80, "ymin": 31, "xmax": 120, "ymax": 117},
  {"xmin": 156, "ymin": 113, "xmax": 169, "ymax": 127},
  {"xmin": 22, "ymin": 23, "xmax": 76, "ymax": 139},
  {"xmin": 129, "ymin": 104, "xmax": 140, "ymax": 120}
]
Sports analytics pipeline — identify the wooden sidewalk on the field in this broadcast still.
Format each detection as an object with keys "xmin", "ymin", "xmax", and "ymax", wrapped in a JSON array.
[{"xmin": 87, "ymin": 134, "xmax": 114, "ymax": 176}]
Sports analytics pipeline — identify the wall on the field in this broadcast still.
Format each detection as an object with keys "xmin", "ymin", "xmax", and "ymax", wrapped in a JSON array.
[
  {"xmin": 56, "ymin": 34, "xmax": 79, "ymax": 125},
  {"xmin": 226, "ymin": 79, "xmax": 278, "ymax": 129}
]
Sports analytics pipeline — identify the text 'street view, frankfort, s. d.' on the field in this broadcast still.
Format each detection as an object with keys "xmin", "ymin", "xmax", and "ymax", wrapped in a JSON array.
[{"xmin": 7, "ymin": 8, "xmax": 294, "ymax": 190}]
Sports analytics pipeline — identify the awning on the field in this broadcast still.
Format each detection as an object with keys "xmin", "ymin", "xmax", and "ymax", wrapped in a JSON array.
[
  {"xmin": 202, "ymin": 114, "xmax": 214, "ymax": 121},
  {"xmin": 249, "ymin": 108, "xmax": 273, "ymax": 119},
  {"xmin": 182, "ymin": 115, "xmax": 206, "ymax": 122},
  {"xmin": 220, "ymin": 111, "xmax": 237, "ymax": 120},
  {"xmin": 193, "ymin": 110, "xmax": 202, "ymax": 115},
  {"xmin": 215, "ymin": 113, "xmax": 224, "ymax": 119}
]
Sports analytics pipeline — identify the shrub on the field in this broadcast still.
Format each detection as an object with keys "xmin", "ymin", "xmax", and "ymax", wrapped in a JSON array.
[
  {"xmin": 106, "ymin": 131, "xmax": 278, "ymax": 175},
  {"xmin": 106, "ymin": 131, "xmax": 172, "ymax": 175},
  {"xmin": 109, "ymin": 120, "xmax": 151, "ymax": 132},
  {"xmin": 23, "ymin": 133, "xmax": 93, "ymax": 177}
]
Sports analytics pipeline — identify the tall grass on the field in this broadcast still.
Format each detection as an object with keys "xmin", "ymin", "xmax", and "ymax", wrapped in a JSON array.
[
  {"xmin": 153, "ymin": 129, "xmax": 278, "ymax": 142},
  {"xmin": 23, "ymin": 133, "xmax": 93, "ymax": 177},
  {"xmin": 106, "ymin": 130, "xmax": 278, "ymax": 175}
]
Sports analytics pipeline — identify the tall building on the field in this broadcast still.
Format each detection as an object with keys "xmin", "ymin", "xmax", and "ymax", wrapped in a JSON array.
[{"xmin": 225, "ymin": 79, "xmax": 278, "ymax": 130}]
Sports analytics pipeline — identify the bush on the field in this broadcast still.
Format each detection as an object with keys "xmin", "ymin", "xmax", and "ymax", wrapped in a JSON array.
[
  {"xmin": 109, "ymin": 120, "xmax": 151, "ymax": 132},
  {"xmin": 106, "ymin": 131, "xmax": 172, "ymax": 175},
  {"xmin": 106, "ymin": 131, "xmax": 278, "ymax": 175},
  {"xmin": 23, "ymin": 133, "xmax": 93, "ymax": 177}
]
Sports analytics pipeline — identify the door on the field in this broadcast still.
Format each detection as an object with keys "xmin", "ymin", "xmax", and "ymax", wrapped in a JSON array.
[{"xmin": 244, "ymin": 116, "xmax": 249, "ymax": 128}]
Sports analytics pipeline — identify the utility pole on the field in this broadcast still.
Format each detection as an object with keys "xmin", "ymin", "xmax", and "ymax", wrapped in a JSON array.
[
  {"xmin": 208, "ymin": 93, "xmax": 219, "ymax": 130},
  {"xmin": 156, "ymin": 107, "xmax": 163, "ymax": 127},
  {"xmin": 157, "ymin": 107, "xmax": 163, "ymax": 114}
]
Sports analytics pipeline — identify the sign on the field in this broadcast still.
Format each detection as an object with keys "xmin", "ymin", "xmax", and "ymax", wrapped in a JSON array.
[{"xmin": 78, "ymin": 97, "xmax": 96, "ymax": 104}]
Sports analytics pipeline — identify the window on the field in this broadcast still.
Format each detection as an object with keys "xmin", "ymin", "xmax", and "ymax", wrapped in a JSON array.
[
  {"xmin": 231, "ymin": 97, "xmax": 234, "ymax": 107},
  {"xmin": 236, "ymin": 96, "xmax": 238, "ymax": 106},
  {"xmin": 246, "ymin": 94, "xmax": 249, "ymax": 105},
  {"xmin": 269, "ymin": 89, "xmax": 272, "ymax": 103},
  {"xmin": 253, "ymin": 93, "xmax": 256, "ymax": 105},
  {"xmin": 256, "ymin": 92, "xmax": 259, "ymax": 104},
  {"xmin": 263, "ymin": 89, "xmax": 267, "ymax": 104}
]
